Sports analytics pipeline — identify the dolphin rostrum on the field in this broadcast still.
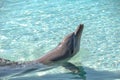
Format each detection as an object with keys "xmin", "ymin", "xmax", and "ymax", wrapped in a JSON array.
[{"xmin": 0, "ymin": 24, "xmax": 84, "ymax": 77}]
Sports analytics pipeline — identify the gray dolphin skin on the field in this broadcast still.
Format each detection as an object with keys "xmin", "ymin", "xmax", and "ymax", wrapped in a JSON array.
[
  {"xmin": 0, "ymin": 24, "xmax": 84, "ymax": 77},
  {"xmin": 36, "ymin": 24, "xmax": 84, "ymax": 65}
]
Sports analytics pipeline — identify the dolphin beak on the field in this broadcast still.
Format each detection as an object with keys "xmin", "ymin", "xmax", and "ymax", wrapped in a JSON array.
[{"xmin": 74, "ymin": 24, "xmax": 84, "ymax": 37}]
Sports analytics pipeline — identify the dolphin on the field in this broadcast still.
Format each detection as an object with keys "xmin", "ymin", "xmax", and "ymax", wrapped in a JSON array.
[
  {"xmin": 0, "ymin": 24, "xmax": 84, "ymax": 77},
  {"xmin": 35, "ymin": 24, "xmax": 84, "ymax": 65}
]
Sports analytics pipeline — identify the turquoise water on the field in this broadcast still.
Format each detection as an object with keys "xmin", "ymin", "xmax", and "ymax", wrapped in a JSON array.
[{"xmin": 0, "ymin": 0, "xmax": 120, "ymax": 80}]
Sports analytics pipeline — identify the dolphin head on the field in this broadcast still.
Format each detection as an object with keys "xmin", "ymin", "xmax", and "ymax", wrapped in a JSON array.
[
  {"xmin": 74, "ymin": 24, "xmax": 84, "ymax": 53},
  {"xmin": 61, "ymin": 24, "xmax": 84, "ymax": 57}
]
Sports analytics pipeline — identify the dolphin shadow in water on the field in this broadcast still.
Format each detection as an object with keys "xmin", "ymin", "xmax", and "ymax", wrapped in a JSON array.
[
  {"xmin": 10, "ymin": 66, "xmax": 120, "ymax": 80},
  {"xmin": 10, "ymin": 65, "xmax": 86, "ymax": 80},
  {"xmin": 84, "ymin": 67, "xmax": 120, "ymax": 80}
]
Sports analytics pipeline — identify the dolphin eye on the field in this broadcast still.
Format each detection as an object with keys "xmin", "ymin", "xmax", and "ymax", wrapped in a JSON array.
[{"xmin": 71, "ymin": 49, "xmax": 74, "ymax": 54}]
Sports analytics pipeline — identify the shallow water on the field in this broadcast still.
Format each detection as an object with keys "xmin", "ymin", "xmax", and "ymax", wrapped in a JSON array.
[{"xmin": 0, "ymin": 0, "xmax": 120, "ymax": 80}]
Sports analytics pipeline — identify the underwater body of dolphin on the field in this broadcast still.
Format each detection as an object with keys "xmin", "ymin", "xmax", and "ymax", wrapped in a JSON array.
[{"xmin": 0, "ymin": 24, "xmax": 84, "ymax": 77}]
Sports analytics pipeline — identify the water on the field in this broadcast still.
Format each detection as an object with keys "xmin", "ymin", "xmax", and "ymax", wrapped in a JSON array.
[{"xmin": 0, "ymin": 0, "xmax": 120, "ymax": 80}]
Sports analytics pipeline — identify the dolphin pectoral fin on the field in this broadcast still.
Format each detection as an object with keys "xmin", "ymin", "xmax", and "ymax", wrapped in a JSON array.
[
  {"xmin": 62, "ymin": 62, "xmax": 86, "ymax": 76},
  {"xmin": 62, "ymin": 62, "xmax": 86, "ymax": 79},
  {"xmin": 62, "ymin": 62, "xmax": 80, "ymax": 73}
]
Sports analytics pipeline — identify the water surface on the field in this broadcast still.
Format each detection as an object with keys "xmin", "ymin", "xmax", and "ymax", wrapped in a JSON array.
[{"xmin": 0, "ymin": 0, "xmax": 120, "ymax": 80}]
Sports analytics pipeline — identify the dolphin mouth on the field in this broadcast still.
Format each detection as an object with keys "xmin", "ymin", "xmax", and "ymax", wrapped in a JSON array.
[{"xmin": 74, "ymin": 24, "xmax": 84, "ymax": 37}]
